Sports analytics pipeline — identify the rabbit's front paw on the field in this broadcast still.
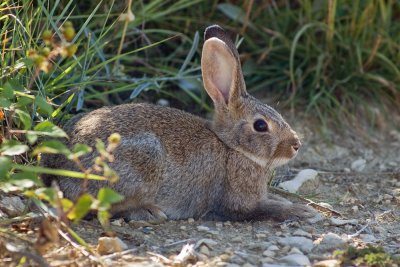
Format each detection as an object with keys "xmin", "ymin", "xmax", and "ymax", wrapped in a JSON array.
[{"xmin": 122, "ymin": 205, "xmax": 167, "ymax": 224}]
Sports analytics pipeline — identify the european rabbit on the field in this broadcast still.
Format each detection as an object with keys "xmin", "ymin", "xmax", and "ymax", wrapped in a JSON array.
[{"xmin": 43, "ymin": 25, "xmax": 317, "ymax": 222}]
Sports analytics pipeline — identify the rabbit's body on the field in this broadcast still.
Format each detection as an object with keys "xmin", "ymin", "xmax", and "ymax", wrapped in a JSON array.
[{"xmin": 44, "ymin": 25, "xmax": 317, "ymax": 222}]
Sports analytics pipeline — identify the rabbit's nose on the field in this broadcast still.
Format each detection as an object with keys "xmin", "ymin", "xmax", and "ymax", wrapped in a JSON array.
[{"xmin": 292, "ymin": 139, "xmax": 301, "ymax": 151}]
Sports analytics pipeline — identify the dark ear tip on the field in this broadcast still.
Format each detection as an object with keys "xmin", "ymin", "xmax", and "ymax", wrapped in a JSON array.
[{"xmin": 204, "ymin": 25, "xmax": 226, "ymax": 41}]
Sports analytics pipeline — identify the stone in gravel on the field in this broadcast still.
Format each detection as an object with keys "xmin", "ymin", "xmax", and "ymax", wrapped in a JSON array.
[
  {"xmin": 279, "ymin": 254, "xmax": 311, "ymax": 266},
  {"xmin": 188, "ymin": 218, "xmax": 195, "ymax": 223},
  {"xmin": 225, "ymin": 264, "xmax": 241, "ymax": 267},
  {"xmin": 243, "ymin": 264, "xmax": 257, "ymax": 267},
  {"xmin": 360, "ymin": 234, "xmax": 377, "ymax": 243},
  {"xmin": 97, "ymin": 236, "xmax": 128, "ymax": 255},
  {"xmin": 199, "ymin": 245, "xmax": 210, "ymax": 256},
  {"xmin": 279, "ymin": 169, "xmax": 319, "ymax": 194},
  {"xmin": 248, "ymin": 242, "xmax": 272, "ymax": 251},
  {"xmin": 110, "ymin": 218, "xmax": 124, "ymax": 226},
  {"xmin": 229, "ymin": 255, "xmax": 245, "ymax": 265},
  {"xmin": 289, "ymin": 247, "xmax": 303, "ymax": 255},
  {"xmin": 293, "ymin": 229, "xmax": 312, "ymax": 238},
  {"xmin": 308, "ymin": 213, "xmax": 325, "ymax": 224},
  {"xmin": 195, "ymin": 238, "xmax": 218, "ymax": 249},
  {"xmin": 351, "ymin": 158, "xmax": 366, "ymax": 172},
  {"xmin": 314, "ymin": 259, "xmax": 341, "ymax": 267},
  {"xmin": 0, "ymin": 196, "xmax": 25, "ymax": 217},
  {"xmin": 314, "ymin": 233, "xmax": 347, "ymax": 252},
  {"xmin": 330, "ymin": 218, "xmax": 358, "ymax": 226},
  {"xmin": 262, "ymin": 250, "xmax": 276, "ymax": 257},
  {"xmin": 278, "ymin": 236, "xmax": 313, "ymax": 253},
  {"xmin": 128, "ymin": 220, "xmax": 153, "ymax": 228},
  {"xmin": 267, "ymin": 245, "xmax": 279, "ymax": 251},
  {"xmin": 231, "ymin": 236, "xmax": 242, "ymax": 243},
  {"xmin": 197, "ymin": 225, "xmax": 210, "ymax": 232},
  {"xmin": 256, "ymin": 233, "xmax": 267, "ymax": 238}
]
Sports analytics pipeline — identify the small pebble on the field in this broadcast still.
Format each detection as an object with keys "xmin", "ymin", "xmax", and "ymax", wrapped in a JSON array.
[
  {"xmin": 289, "ymin": 247, "xmax": 303, "ymax": 255},
  {"xmin": 279, "ymin": 254, "xmax": 311, "ymax": 266},
  {"xmin": 180, "ymin": 226, "xmax": 187, "ymax": 230},
  {"xmin": 231, "ymin": 236, "xmax": 242, "ymax": 243},
  {"xmin": 197, "ymin": 225, "xmax": 210, "ymax": 232},
  {"xmin": 188, "ymin": 218, "xmax": 195, "ymax": 223},
  {"xmin": 199, "ymin": 245, "xmax": 210, "ymax": 256},
  {"xmin": 256, "ymin": 233, "xmax": 267, "ymax": 239},
  {"xmin": 351, "ymin": 205, "xmax": 359, "ymax": 213},
  {"xmin": 293, "ymin": 229, "xmax": 312, "ymax": 238},
  {"xmin": 267, "ymin": 245, "xmax": 279, "ymax": 251},
  {"xmin": 262, "ymin": 250, "xmax": 275, "ymax": 257}
]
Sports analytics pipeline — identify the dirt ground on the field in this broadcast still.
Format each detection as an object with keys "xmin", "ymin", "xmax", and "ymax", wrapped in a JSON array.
[{"xmin": 1, "ymin": 114, "xmax": 399, "ymax": 266}]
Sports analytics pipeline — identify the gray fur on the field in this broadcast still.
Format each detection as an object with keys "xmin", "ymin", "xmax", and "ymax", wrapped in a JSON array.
[{"xmin": 42, "ymin": 25, "xmax": 316, "ymax": 222}]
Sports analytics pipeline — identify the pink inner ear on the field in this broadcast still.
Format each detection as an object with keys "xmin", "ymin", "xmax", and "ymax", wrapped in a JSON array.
[{"xmin": 213, "ymin": 52, "xmax": 233, "ymax": 103}]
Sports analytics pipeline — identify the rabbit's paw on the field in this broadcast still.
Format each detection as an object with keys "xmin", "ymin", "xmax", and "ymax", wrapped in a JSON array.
[
  {"xmin": 283, "ymin": 203, "xmax": 323, "ymax": 223},
  {"xmin": 123, "ymin": 205, "xmax": 167, "ymax": 224}
]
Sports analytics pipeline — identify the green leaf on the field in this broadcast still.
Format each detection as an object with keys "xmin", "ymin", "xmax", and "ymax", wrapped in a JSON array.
[
  {"xmin": 0, "ymin": 156, "xmax": 12, "ymax": 179},
  {"xmin": 0, "ymin": 97, "xmax": 11, "ymax": 108},
  {"xmin": 71, "ymin": 144, "xmax": 92, "ymax": 158},
  {"xmin": 17, "ymin": 96, "xmax": 32, "ymax": 107},
  {"xmin": 1, "ymin": 140, "xmax": 29, "ymax": 156},
  {"xmin": 3, "ymin": 82, "xmax": 14, "ymax": 99},
  {"xmin": 15, "ymin": 109, "xmax": 32, "ymax": 130},
  {"xmin": 97, "ymin": 188, "xmax": 124, "ymax": 209},
  {"xmin": 26, "ymin": 133, "xmax": 38, "ymax": 144},
  {"xmin": 6, "ymin": 78, "xmax": 24, "ymax": 91},
  {"xmin": 97, "ymin": 210, "xmax": 110, "ymax": 229},
  {"xmin": 10, "ymin": 172, "xmax": 43, "ymax": 188},
  {"xmin": 32, "ymin": 187, "xmax": 57, "ymax": 205},
  {"xmin": 60, "ymin": 198, "xmax": 74, "ymax": 212},
  {"xmin": 67, "ymin": 194, "xmax": 93, "ymax": 223},
  {"xmin": 95, "ymin": 139, "xmax": 106, "ymax": 155},
  {"xmin": 217, "ymin": 3, "xmax": 246, "ymax": 24},
  {"xmin": 35, "ymin": 95, "xmax": 53, "ymax": 116},
  {"xmin": 34, "ymin": 121, "xmax": 68, "ymax": 138},
  {"xmin": 32, "ymin": 140, "xmax": 71, "ymax": 156}
]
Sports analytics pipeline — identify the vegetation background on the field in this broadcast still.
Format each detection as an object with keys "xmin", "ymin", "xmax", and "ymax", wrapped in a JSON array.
[{"xmin": 0, "ymin": 0, "xmax": 400, "ymax": 264}]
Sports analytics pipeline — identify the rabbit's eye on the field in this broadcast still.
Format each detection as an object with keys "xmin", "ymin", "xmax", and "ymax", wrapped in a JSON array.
[{"xmin": 253, "ymin": 119, "xmax": 268, "ymax": 132}]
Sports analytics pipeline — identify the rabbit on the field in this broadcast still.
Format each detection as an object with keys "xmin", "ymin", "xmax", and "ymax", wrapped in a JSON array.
[{"xmin": 43, "ymin": 25, "xmax": 317, "ymax": 222}]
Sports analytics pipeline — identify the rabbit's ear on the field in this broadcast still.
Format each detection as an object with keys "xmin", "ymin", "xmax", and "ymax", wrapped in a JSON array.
[{"xmin": 201, "ymin": 25, "xmax": 247, "ymax": 107}]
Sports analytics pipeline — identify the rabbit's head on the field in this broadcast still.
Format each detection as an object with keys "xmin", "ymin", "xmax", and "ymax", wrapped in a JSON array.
[{"xmin": 202, "ymin": 25, "xmax": 301, "ymax": 169}]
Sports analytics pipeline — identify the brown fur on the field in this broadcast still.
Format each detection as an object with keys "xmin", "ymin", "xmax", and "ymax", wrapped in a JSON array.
[{"xmin": 42, "ymin": 25, "xmax": 316, "ymax": 222}]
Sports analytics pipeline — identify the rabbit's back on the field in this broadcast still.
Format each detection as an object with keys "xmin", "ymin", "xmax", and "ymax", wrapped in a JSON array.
[{"xmin": 50, "ymin": 103, "xmax": 228, "ymax": 219}]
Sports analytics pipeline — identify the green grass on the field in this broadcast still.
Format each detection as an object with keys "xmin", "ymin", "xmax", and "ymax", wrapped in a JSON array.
[{"xmin": 0, "ymin": 0, "xmax": 399, "ymax": 230}]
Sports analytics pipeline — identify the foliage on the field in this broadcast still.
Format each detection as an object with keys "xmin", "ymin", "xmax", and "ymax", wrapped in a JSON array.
[
  {"xmin": 334, "ymin": 245, "xmax": 400, "ymax": 267},
  {"xmin": 1, "ymin": 0, "xmax": 400, "ymax": 240}
]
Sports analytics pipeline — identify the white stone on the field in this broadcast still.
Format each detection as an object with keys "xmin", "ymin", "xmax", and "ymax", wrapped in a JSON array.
[
  {"xmin": 314, "ymin": 233, "xmax": 346, "ymax": 252},
  {"xmin": 293, "ymin": 229, "xmax": 312, "ymax": 238},
  {"xmin": 267, "ymin": 245, "xmax": 279, "ymax": 251},
  {"xmin": 262, "ymin": 250, "xmax": 276, "ymax": 257},
  {"xmin": 330, "ymin": 218, "xmax": 358, "ymax": 226},
  {"xmin": 351, "ymin": 158, "xmax": 366, "ymax": 172},
  {"xmin": 278, "ymin": 236, "xmax": 313, "ymax": 253},
  {"xmin": 289, "ymin": 247, "xmax": 303, "ymax": 255},
  {"xmin": 195, "ymin": 238, "xmax": 218, "ymax": 249},
  {"xmin": 314, "ymin": 259, "xmax": 341, "ymax": 267},
  {"xmin": 196, "ymin": 225, "xmax": 210, "ymax": 232},
  {"xmin": 278, "ymin": 169, "xmax": 318, "ymax": 193},
  {"xmin": 279, "ymin": 254, "xmax": 311, "ymax": 266},
  {"xmin": 97, "ymin": 237, "xmax": 128, "ymax": 255},
  {"xmin": 0, "ymin": 196, "xmax": 25, "ymax": 217}
]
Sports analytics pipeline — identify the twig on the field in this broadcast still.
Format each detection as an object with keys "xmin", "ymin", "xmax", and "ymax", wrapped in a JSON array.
[
  {"xmin": 164, "ymin": 239, "xmax": 194, "ymax": 248},
  {"xmin": 100, "ymin": 248, "xmax": 137, "ymax": 260},
  {"xmin": 270, "ymin": 187, "xmax": 342, "ymax": 217},
  {"xmin": 58, "ymin": 229, "xmax": 105, "ymax": 266},
  {"xmin": 147, "ymin": 251, "xmax": 172, "ymax": 264},
  {"xmin": 347, "ymin": 221, "xmax": 372, "ymax": 239},
  {"xmin": 4, "ymin": 243, "xmax": 49, "ymax": 267}
]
